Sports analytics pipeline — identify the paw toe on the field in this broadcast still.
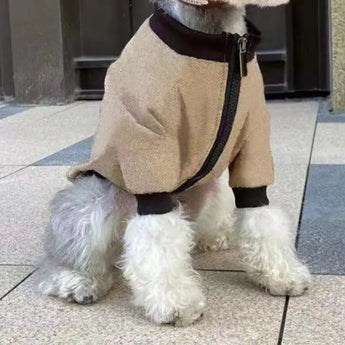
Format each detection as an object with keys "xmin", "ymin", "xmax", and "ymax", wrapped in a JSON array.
[
  {"xmin": 173, "ymin": 298, "xmax": 206, "ymax": 327},
  {"xmin": 268, "ymin": 271, "xmax": 311, "ymax": 297},
  {"xmin": 82, "ymin": 295, "xmax": 94, "ymax": 304},
  {"xmin": 72, "ymin": 288, "xmax": 97, "ymax": 305},
  {"xmin": 198, "ymin": 235, "xmax": 230, "ymax": 252}
]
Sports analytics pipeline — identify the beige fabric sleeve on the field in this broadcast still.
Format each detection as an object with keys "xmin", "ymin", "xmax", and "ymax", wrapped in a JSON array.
[
  {"xmin": 229, "ymin": 105, "xmax": 274, "ymax": 189},
  {"xmin": 229, "ymin": 59, "xmax": 274, "ymax": 190}
]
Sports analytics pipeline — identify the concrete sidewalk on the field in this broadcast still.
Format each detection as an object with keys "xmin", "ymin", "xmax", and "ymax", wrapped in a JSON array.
[{"xmin": 0, "ymin": 100, "xmax": 344, "ymax": 344}]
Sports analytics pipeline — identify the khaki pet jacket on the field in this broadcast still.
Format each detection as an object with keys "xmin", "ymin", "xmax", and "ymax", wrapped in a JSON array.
[{"xmin": 68, "ymin": 9, "xmax": 274, "ymax": 209}]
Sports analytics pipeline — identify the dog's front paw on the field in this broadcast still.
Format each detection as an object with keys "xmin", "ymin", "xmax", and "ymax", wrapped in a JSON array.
[
  {"xmin": 249, "ymin": 261, "xmax": 311, "ymax": 297},
  {"xmin": 69, "ymin": 286, "xmax": 98, "ymax": 305},
  {"xmin": 150, "ymin": 291, "xmax": 206, "ymax": 327},
  {"xmin": 265, "ymin": 263, "xmax": 311, "ymax": 296},
  {"xmin": 235, "ymin": 206, "xmax": 311, "ymax": 297},
  {"xmin": 137, "ymin": 286, "xmax": 206, "ymax": 327},
  {"xmin": 173, "ymin": 297, "xmax": 206, "ymax": 327}
]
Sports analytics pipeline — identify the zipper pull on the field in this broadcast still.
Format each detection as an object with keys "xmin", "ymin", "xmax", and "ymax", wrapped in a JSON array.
[{"xmin": 238, "ymin": 37, "xmax": 248, "ymax": 78}]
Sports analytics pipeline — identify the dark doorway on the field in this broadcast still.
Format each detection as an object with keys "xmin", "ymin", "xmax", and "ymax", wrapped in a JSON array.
[
  {"xmin": 75, "ymin": 0, "xmax": 330, "ymax": 100},
  {"xmin": 248, "ymin": 0, "xmax": 330, "ymax": 96}
]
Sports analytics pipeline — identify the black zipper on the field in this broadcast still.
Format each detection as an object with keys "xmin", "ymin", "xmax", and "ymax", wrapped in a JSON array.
[{"xmin": 175, "ymin": 34, "xmax": 246, "ymax": 194}]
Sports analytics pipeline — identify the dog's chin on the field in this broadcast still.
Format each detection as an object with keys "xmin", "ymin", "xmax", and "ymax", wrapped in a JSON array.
[
  {"xmin": 186, "ymin": 0, "xmax": 290, "ymax": 7},
  {"xmin": 250, "ymin": 0, "xmax": 290, "ymax": 7}
]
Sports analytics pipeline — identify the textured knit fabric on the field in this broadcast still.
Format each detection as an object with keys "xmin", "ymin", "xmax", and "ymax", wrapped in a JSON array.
[{"xmin": 68, "ymin": 12, "xmax": 274, "ymax": 195}]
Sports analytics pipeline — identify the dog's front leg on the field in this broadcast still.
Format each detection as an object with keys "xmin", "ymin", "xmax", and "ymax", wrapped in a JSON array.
[
  {"xmin": 228, "ymin": 91, "xmax": 311, "ymax": 295},
  {"xmin": 234, "ymin": 205, "xmax": 311, "ymax": 296},
  {"xmin": 121, "ymin": 195, "xmax": 206, "ymax": 326}
]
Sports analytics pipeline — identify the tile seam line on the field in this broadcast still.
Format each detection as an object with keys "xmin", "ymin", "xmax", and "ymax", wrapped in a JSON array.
[
  {"xmin": 29, "ymin": 134, "xmax": 92, "ymax": 167},
  {"xmin": 0, "ymin": 152, "xmax": 77, "ymax": 180},
  {"xmin": 196, "ymin": 268, "xmax": 244, "ymax": 273},
  {"xmin": 32, "ymin": 164, "xmax": 73, "ymax": 167},
  {"xmin": 0, "ymin": 134, "xmax": 91, "ymax": 179},
  {"xmin": 33, "ymin": 164, "xmax": 74, "ymax": 167},
  {"xmin": 0, "ymin": 101, "xmax": 84, "ymax": 124},
  {"xmin": 277, "ymin": 103, "xmax": 319, "ymax": 345},
  {"xmin": 0, "ymin": 268, "xmax": 37, "ymax": 301},
  {"xmin": 0, "ymin": 161, "xmax": 70, "ymax": 180},
  {"xmin": 311, "ymin": 272, "xmax": 345, "ymax": 277},
  {"xmin": 0, "ymin": 264, "xmax": 36, "ymax": 267},
  {"xmin": 0, "ymin": 166, "xmax": 30, "ymax": 180},
  {"xmin": 295, "ymin": 111, "xmax": 319, "ymax": 249},
  {"xmin": 0, "ymin": 102, "xmax": 89, "ymax": 171},
  {"xmin": 32, "ymin": 136, "xmax": 93, "ymax": 166},
  {"xmin": 195, "ymin": 269, "xmax": 345, "ymax": 276},
  {"xmin": 34, "ymin": 101, "xmax": 87, "ymax": 122},
  {"xmin": 277, "ymin": 297, "xmax": 290, "ymax": 345}
]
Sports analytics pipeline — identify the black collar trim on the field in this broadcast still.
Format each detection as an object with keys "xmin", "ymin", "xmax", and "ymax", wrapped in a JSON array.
[{"xmin": 149, "ymin": 9, "xmax": 261, "ymax": 62}]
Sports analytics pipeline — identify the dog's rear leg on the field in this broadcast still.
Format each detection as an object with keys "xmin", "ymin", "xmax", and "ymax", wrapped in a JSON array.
[
  {"xmin": 121, "ymin": 202, "xmax": 206, "ymax": 326},
  {"xmin": 39, "ymin": 175, "xmax": 124, "ymax": 304},
  {"xmin": 181, "ymin": 172, "xmax": 234, "ymax": 252}
]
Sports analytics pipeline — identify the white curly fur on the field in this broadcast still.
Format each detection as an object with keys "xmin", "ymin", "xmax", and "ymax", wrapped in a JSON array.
[
  {"xmin": 195, "ymin": 172, "xmax": 235, "ymax": 251},
  {"xmin": 39, "ymin": 267, "xmax": 115, "ymax": 304},
  {"xmin": 38, "ymin": 176, "xmax": 135, "ymax": 304},
  {"xmin": 39, "ymin": 173, "xmax": 311, "ymax": 323},
  {"xmin": 234, "ymin": 206, "xmax": 311, "ymax": 296},
  {"xmin": 120, "ymin": 206, "xmax": 206, "ymax": 326}
]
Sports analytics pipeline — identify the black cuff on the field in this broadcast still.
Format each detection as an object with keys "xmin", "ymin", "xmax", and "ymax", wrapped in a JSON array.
[
  {"xmin": 136, "ymin": 193, "xmax": 176, "ymax": 215},
  {"xmin": 232, "ymin": 187, "xmax": 269, "ymax": 209}
]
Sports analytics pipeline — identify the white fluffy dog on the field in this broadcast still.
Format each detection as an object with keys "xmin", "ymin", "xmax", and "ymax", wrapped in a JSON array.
[{"xmin": 39, "ymin": 0, "xmax": 311, "ymax": 327}]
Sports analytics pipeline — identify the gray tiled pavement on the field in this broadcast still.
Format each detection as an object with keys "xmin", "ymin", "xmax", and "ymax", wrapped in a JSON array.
[
  {"xmin": 34, "ymin": 137, "xmax": 93, "ymax": 166},
  {"xmin": 283, "ymin": 275, "xmax": 345, "ymax": 344},
  {"xmin": 0, "ymin": 104, "xmax": 33, "ymax": 120},
  {"xmin": 0, "ymin": 271, "xmax": 286, "ymax": 345},
  {"xmin": 298, "ymin": 164, "xmax": 345, "ymax": 274},
  {"xmin": 318, "ymin": 114, "xmax": 345, "ymax": 123},
  {"xmin": 1, "ymin": 100, "xmax": 345, "ymax": 344}
]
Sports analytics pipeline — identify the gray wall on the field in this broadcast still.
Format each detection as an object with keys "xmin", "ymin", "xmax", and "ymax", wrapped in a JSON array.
[
  {"xmin": 79, "ymin": 0, "xmax": 131, "ymax": 56},
  {"xmin": 0, "ymin": 0, "xmax": 14, "ymax": 100},
  {"xmin": 8, "ymin": 0, "xmax": 80, "ymax": 104},
  {"xmin": 0, "ymin": 0, "xmax": 132, "ymax": 104},
  {"xmin": 331, "ymin": 0, "xmax": 345, "ymax": 112}
]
